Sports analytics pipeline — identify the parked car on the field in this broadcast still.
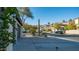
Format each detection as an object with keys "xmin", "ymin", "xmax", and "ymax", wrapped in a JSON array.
[{"xmin": 55, "ymin": 30, "xmax": 64, "ymax": 34}]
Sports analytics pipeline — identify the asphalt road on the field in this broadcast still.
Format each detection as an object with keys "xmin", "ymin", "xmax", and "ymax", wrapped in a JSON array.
[{"xmin": 13, "ymin": 36, "xmax": 79, "ymax": 51}]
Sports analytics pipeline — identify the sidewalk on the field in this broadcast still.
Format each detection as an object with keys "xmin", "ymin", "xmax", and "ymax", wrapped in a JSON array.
[
  {"xmin": 13, "ymin": 38, "xmax": 36, "ymax": 51},
  {"xmin": 62, "ymin": 37, "xmax": 79, "ymax": 42},
  {"xmin": 52, "ymin": 36, "xmax": 79, "ymax": 42},
  {"xmin": 49, "ymin": 33, "xmax": 79, "ymax": 37},
  {"xmin": 48, "ymin": 33, "xmax": 79, "ymax": 42}
]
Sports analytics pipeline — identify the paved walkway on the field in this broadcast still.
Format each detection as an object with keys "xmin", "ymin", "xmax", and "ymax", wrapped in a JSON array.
[
  {"xmin": 13, "ymin": 37, "xmax": 79, "ymax": 51},
  {"xmin": 13, "ymin": 38, "xmax": 36, "ymax": 51}
]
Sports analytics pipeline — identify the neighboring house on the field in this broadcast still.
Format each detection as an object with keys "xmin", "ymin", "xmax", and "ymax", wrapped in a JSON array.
[
  {"xmin": 74, "ymin": 17, "xmax": 79, "ymax": 29},
  {"xmin": 60, "ymin": 22, "xmax": 68, "ymax": 30},
  {"xmin": 50, "ymin": 26, "xmax": 57, "ymax": 32},
  {"xmin": 40, "ymin": 24, "xmax": 55, "ymax": 33},
  {"xmin": 61, "ymin": 17, "xmax": 79, "ymax": 34},
  {"xmin": 0, "ymin": 7, "xmax": 23, "ymax": 50},
  {"xmin": 43, "ymin": 25, "xmax": 51, "ymax": 30}
]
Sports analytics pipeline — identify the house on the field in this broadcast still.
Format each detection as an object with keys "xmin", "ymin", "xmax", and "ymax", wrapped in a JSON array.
[
  {"xmin": 60, "ymin": 22, "xmax": 68, "ymax": 30},
  {"xmin": 74, "ymin": 17, "xmax": 79, "ymax": 29},
  {"xmin": 0, "ymin": 7, "xmax": 23, "ymax": 51},
  {"xmin": 40, "ymin": 24, "xmax": 56, "ymax": 33},
  {"xmin": 62, "ymin": 17, "xmax": 79, "ymax": 34}
]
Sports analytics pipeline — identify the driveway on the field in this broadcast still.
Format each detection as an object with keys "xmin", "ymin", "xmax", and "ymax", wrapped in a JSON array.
[{"xmin": 13, "ymin": 37, "xmax": 79, "ymax": 51}]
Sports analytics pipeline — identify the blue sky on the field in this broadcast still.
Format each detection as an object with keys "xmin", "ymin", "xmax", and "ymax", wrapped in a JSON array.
[{"xmin": 26, "ymin": 7, "xmax": 79, "ymax": 25}]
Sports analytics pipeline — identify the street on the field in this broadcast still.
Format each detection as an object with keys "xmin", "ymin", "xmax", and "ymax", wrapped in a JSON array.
[{"xmin": 13, "ymin": 36, "xmax": 79, "ymax": 51}]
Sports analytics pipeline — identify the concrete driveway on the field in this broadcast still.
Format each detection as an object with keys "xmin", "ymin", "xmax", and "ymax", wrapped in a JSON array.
[{"xmin": 13, "ymin": 37, "xmax": 79, "ymax": 51}]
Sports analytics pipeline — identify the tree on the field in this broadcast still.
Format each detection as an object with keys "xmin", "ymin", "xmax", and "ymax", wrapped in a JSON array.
[
  {"xmin": 64, "ymin": 23, "xmax": 76, "ymax": 30},
  {"xmin": 53, "ymin": 23, "xmax": 61, "ymax": 30},
  {"xmin": 62, "ymin": 20, "xmax": 66, "ymax": 23},
  {"xmin": 66, "ymin": 19, "xmax": 76, "ymax": 30},
  {"xmin": 64, "ymin": 25, "xmax": 68, "ymax": 30},
  {"xmin": 69, "ymin": 19, "xmax": 73, "ymax": 22},
  {"xmin": 48, "ymin": 22, "xmax": 50, "ymax": 25},
  {"xmin": 67, "ymin": 23, "xmax": 76, "ymax": 30},
  {"xmin": 30, "ymin": 27, "xmax": 36, "ymax": 36},
  {"xmin": 17, "ymin": 7, "xmax": 33, "ymax": 22},
  {"xmin": 23, "ymin": 23, "xmax": 37, "ymax": 35},
  {"xmin": 0, "ymin": 7, "xmax": 19, "ymax": 50},
  {"xmin": 23, "ymin": 23, "xmax": 30, "ymax": 30}
]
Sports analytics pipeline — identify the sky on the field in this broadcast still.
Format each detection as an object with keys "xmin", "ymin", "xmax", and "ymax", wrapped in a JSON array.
[{"xmin": 26, "ymin": 7, "xmax": 79, "ymax": 25}]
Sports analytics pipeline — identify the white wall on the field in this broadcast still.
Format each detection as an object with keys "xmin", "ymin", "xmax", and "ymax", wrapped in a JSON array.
[
  {"xmin": 65, "ymin": 30, "xmax": 79, "ymax": 34},
  {"xmin": 74, "ymin": 18, "xmax": 79, "ymax": 25},
  {"xmin": 15, "ymin": 19, "xmax": 18, "ymax": 40},
  {"xmin": 8, "ymin": 23, "xmax": 13, "ymax": 32},
  {"xmin": 6, "ymin": 23, "xmax": 13, "ymax": 51},
  {"xmin": 6, "ymin": 43, "xmax": 13, "ymax": 51}
]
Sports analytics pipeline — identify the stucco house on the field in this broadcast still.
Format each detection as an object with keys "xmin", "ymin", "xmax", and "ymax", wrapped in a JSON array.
[
  {"xmin": 40, "ymin": 24, "xmax": 56, "ymax": 33},
  {"xmin": 74, "ymin": 17, "xmax": 79, "ymax": 29}
]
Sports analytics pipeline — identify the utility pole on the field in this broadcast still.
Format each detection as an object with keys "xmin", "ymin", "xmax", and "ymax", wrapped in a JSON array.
[{"xmin": 38, "ymin": 19, "xmax": 40, "ymax": 36}]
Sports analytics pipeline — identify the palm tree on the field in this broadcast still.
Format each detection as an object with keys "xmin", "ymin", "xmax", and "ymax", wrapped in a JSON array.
[
  {"xmin": 62, "ymin": 20, "xmax": 66, "ymax": 23},
  {"xmin": 48, "ymin": 22, "xmax": 50, "ymax": 25}
]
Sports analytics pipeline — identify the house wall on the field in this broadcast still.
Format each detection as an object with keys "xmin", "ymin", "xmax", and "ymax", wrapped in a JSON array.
[
  {"xmin": 74, "ymin": 18, "xmax": 79, "ymax": 29},
  {"xmin": 12, "ymin": 18, "xmax": 22, "ymax": 40},
  {"xmin": 6, "ymin": 18, "xmax": 22, "ymax": 51},
  {"xmin": 15, "ymin": 19, "xmax": 22, "ymax": 39},
  {"xmin": 6, "ymin": 23, "xmax": 14, "ymax": 51},
  {"xmin": 6, "ymin": 43, "xmax": 13, "ymax": 51},
  {"xmin": 74, "ymin": 18, "xmax": 79, "ymax": 25}
]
